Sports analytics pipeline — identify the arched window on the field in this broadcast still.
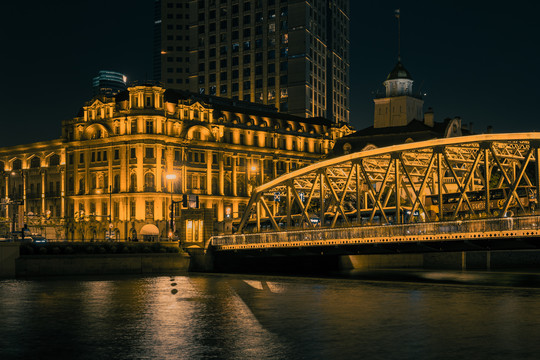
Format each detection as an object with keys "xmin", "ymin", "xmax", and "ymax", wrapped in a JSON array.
[
  {"xmin": 144, "ymin": 173, "xmax": 155, "ymax": 192},
  {"xmin": 30, "ymin": 157, "xmax": 41, "ymax": 168},
  {"xmin": 130, "ymin": 173, "xmax": 137, "ymax": 192},
  {"xmin": 49, "ymin": 154, "xmax": 60, "ymax": 166},
  {"xmin": 12, "ymin": 159, "xmax": 22, "ymax": 170}
]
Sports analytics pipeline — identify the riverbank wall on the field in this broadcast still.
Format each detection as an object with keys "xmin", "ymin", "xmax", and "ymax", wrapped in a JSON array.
[
  {"xmin": 15, "ymin": 253, "xmax": 190, "ymax": 277},
  {"xmin": 1, "ymin": 242, "xmax": 190, "ymax": 278}
]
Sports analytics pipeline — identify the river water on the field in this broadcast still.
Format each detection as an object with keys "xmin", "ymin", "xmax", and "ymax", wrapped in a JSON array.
[{"xmin": 1, "ymin": 271, "xmax": 540, "ymax": 360}]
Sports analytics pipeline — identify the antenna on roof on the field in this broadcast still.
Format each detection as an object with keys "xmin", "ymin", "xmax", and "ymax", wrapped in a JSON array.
[{"xmin": 395, "ymin": 9, "xmax": 401, "ymax": 62}]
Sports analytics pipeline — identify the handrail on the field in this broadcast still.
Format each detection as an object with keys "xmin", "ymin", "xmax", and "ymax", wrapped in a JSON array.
[{"xmin": 211, "ymin": 216, "xmax": 540, "ymax": 247}]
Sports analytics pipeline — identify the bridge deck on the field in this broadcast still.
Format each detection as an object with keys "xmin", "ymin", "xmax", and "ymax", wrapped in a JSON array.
[{"xmin": 211, "ymin": 216, "xmax": 540, "ymax": 252}]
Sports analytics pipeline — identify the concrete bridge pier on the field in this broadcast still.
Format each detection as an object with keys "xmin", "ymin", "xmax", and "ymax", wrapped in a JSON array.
[{"xmin": 186, "ymin": 246, "xmax": 215, "ymax": 272}]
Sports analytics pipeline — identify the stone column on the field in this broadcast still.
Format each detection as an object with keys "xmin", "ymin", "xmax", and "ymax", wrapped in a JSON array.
[
  {"xmin": 156, "ymin": 146, "xmax": 162, "ymax": 192},
  {"xmin": 259, "ymin": 158, "xmax": 264, "ymax": 184},
  {"xmin": 206, "ymin": 150, "xmax": 212, "ymax": 195},
  {"xmin": 41, "ymin": 170, "xmax": 46, "ymax": 214},
  {"xmin": 60, "ymin": 169, "xmax": 65, "ymax": 217},
  {"xmin": 232, "ymin": 155, "xmax": 237, "ymax": 197},
  {"xmin": 5, "ymin": 175, "xmax": 9, "ymax": 218},
  {"xmin": 219, "ymin": 153, "xmax": 224, "ymax": 196},
  {"xmin": 22, "ymin": 171, "xmax": 27, "ymax": 213},
  {"xmin": 137, "ymin": 145, "xmax": 143, "ymax": 192}
]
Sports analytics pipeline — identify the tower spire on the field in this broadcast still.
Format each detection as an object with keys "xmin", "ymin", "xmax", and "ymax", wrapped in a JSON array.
[{"xmin": 395, "ymin": 9, "xmax": 401, "ymax": 62}]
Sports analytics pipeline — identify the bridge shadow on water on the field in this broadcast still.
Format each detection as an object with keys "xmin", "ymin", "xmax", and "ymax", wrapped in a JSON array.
[{"xmin": 213, "ymin": 252, "xmax": 540, "ymax": 288}]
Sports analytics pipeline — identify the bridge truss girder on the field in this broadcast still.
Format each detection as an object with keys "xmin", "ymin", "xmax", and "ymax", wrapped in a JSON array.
[{"xmin": 237, "ymin": 134, "xmax": 540, "ymax": 233}]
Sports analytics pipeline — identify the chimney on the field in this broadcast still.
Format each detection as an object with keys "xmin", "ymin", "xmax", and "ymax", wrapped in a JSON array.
[{"xmin": 424, "ymin": 107, "xmax": 434, "ymax": 127}]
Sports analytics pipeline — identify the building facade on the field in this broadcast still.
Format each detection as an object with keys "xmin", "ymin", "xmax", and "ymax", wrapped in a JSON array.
[
  {"xmin": 0, "ymin": 84, "xmax": 351, "ymax": 244},
  {"xmin": 154, "ymin": 0, "xmax": 350, "ymax": 123}
]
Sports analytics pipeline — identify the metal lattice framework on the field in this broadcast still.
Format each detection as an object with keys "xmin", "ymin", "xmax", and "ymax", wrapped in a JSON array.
[{"xmin": 237, "ymin": 134, "xmax": 540, "ymax": 233}]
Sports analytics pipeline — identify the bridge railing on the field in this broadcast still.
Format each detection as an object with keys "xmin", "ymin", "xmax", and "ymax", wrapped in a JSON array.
[{"xmin": 211, "ymin": 216, "xmax": 540, "ymax": 247}]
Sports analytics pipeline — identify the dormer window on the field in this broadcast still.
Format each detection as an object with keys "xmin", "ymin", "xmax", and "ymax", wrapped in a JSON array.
[{"xmin": 146, "ymin": 96, "xmax": 152, "ymax": 107}]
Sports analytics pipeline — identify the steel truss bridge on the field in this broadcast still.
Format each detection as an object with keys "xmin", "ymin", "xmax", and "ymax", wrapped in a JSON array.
[{"xmin": 211, "ymin": 134, "xmax": 540, "ymax": 254}]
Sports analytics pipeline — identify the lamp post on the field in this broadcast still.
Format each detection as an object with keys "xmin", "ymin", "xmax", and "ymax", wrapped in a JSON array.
[
  {"xmin": 10, "ymin": 170, "xmax": 25, "ymax": 239},
  {"xmin": 165, "ymin": 173, "xmax": 177, "ymax": 240},
  {"xmin": 108, "ymin": 185, "xmax": 112, "ymax": 241},
  {"xmin": 249, "ymin": 163, "xmax": 258, "ymax": 195}
]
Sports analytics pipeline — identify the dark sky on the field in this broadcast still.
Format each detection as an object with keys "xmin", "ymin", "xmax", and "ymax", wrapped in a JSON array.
[{"xmin": 1, "ymin": 1, "xmax": 539, "ymax": 147}]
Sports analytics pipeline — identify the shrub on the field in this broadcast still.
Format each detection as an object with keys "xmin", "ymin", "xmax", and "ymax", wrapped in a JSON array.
[
  {"xmin": 121, "ymin": 246, "xmax": 130, "ymax": 253},
  {"xmin": 51, "ymin": 247, "xmax": 61, "ymax": 255},
  {"xmin": 85, "ymin": 246, "xmax": 95, "ymax": 254},
  {"xmin": 38, "ymin": 246, "xmax": 47, "ymax": 255},
  {"xmin": 109, "ymin": 245, "xmax": 117, "ymax": 253},
  {"xmin": 64, "ymin": 246, "xmax": 74, "ymax": 254},
  {"xmin": 97, "ymin": 246, "xmax": 106, "ymax": 254}
]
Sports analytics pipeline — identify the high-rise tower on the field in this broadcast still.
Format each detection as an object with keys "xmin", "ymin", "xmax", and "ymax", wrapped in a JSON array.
[{"xmin": 153, "ymin": 0, "xmax": 350, "ymax": 124}]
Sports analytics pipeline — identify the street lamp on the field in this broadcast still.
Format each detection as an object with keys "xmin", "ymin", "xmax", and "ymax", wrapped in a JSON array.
[
  {"xmin": 249, "ymin": 163, "xmax": 259, "ymax": 194},
  {"xmin": 165, "ymin": 173, "xmax": 177, "ymax": 239},
  {"xmin": 9, "ymin": 170, "xmax": 25, "ymax": 239}
]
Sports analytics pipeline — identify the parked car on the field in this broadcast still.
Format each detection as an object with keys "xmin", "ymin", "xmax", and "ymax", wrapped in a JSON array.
[{"xmin": 31, "ymin": 235, "xmax": 48, "ymax": 244}]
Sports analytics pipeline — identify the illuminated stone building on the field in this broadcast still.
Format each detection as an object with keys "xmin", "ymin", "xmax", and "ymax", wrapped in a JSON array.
[
  {"xmin": 0, "ymin": 83, "xmax": 351, "ymax": 243},
  {"xmin": 154, "ymin": 0, "xmax": 350, "ymax": 123}
]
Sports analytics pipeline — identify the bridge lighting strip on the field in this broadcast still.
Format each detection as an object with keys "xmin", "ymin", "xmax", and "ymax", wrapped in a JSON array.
[{"xmin": 213, "ymin": 230, "xmax": 540, "ymax": 251}]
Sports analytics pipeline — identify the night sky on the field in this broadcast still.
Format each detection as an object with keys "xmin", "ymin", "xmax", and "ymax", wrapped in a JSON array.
[{"xmin": 1, "ymin": 1, "xmax": 539, "ymax": 147}]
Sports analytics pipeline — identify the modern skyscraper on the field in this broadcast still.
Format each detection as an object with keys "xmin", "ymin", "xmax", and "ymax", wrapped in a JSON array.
[
  {"xmin": 92, "ymin": 71, "xmax": 127, "ymax": 96},
  {"xmin": 154, "ymin": 0, "xmax": 350, "ymax": 124}
]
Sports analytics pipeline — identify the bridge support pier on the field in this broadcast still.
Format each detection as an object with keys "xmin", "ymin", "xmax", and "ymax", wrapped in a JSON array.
[
  {"xmin": 342, "ymin": 251, "xmax": 500, "ymax": 271},
  {"xmin": 340, "ymin": 254, "xmax": 423, "ymax": 270}
]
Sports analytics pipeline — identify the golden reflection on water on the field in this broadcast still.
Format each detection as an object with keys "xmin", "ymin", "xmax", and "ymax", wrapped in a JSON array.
[{"xmin": 1, "ymin": 273, "xmax": 540, "ymax": 359}]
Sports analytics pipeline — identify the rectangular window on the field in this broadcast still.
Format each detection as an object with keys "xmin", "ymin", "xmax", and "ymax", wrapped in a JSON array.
[
  {"xmin": 145, "ymin": 200, "xmax": 154, "ymax": 219},
  {"xmin": 114, "ymin": 149, "xmax": 119, "ymax": 160},
  {"xmin": 130, "ymin": 148, "xmax": 136, "ymax": 158},
  {"xmin": 130, "ymin": 201, "xmax": 136, "ymax": 218},
  {"xmin": 146, "ymin": 120, "xmax": 154, "ymax": 134},
  {"xmin": 102, "ymin": 201, "xmax": 108, "ymax": 217},
  {"xmin": 113, "ymin": 202, "xmax": 119, "ymax": 219},
  {"xmin": 145, "ymin": 147, "xmax": 154, "ymax": 158}
]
